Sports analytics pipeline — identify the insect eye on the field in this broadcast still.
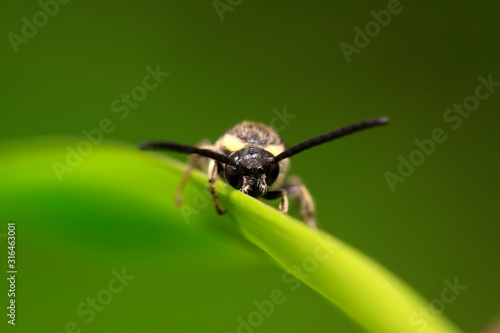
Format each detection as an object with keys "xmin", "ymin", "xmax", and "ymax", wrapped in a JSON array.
[
  {"xmin": 265, "ymin": 163, "xmax": 280, "ymax": 187},
  {"xmin": 225, "ymin": 165, "xmax": 243, "ymax": 190}
]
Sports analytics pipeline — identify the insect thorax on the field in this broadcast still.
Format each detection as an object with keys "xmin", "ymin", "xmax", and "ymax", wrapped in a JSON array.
[{"xmin": 216, "ymin": 121, "xmax": 285, "ymax": 157}]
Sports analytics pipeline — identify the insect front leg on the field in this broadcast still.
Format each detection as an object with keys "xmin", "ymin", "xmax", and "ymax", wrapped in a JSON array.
[
  {"xmin": 281, "ymin": 176, "xmax": 317, "ymax": 228},
  {"xmin": 265, "ymin": 177, "xmax": 316, "ymax": 228},
  {"xmin": 208, "ymin": 159, "xmax": 226, "ymax": 215},
  {"xmin": 262, "ymin": 189, "xmax": 289, "ymax": 215}
]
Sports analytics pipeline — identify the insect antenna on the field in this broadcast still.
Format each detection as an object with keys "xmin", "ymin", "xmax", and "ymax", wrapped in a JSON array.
[
  {"xmin": 270, "ymin": 117, "xmax": 389, "ymax": 164},
  {"xmin": 139, "ymin": 141, "xmax": 236, "ymax": 166}
]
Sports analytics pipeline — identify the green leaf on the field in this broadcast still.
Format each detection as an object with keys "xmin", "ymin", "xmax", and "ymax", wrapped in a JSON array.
[{"xmin": 0, "ymin": 137, "xmax": 462, "ymax": 333}]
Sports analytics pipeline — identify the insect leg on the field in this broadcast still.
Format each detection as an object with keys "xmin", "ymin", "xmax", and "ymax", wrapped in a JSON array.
[
  {"xmin": 208, "ymin": 159, "xmax": 226, "ymax": 215},
  {"xmin": 281, "ymin": 177, "xmax": 317, "ymax": 228},
  {"xmin": 175, "ymin": 153, "xmax": 200, "ymax": 206},
  {"xmin": 263, "ymin": 189, "xmax": 289, "ymax": 215},
  {"xmin": 175, "ymin": 140, "xmax": 212, "ymax": 206}
]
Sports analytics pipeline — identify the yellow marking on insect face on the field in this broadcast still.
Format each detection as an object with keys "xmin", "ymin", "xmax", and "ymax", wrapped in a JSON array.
[
  {"xmin": 220, "ymin": 134, "xmax": 246, "ymax": 153},
  {"xmin": 265, "ymin": 144, "xmax": 285, "ymax": 157}
]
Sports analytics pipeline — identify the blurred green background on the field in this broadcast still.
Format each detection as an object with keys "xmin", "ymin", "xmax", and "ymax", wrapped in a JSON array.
[{"xmin": 1, "ymin": 1, "xmax": 499, "ymax": 332}]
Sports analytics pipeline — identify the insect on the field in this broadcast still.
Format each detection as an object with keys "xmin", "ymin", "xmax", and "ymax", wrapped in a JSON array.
[{"xmin": 140, "ymin": 117, "xmax": 389, "ymax": 228}]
